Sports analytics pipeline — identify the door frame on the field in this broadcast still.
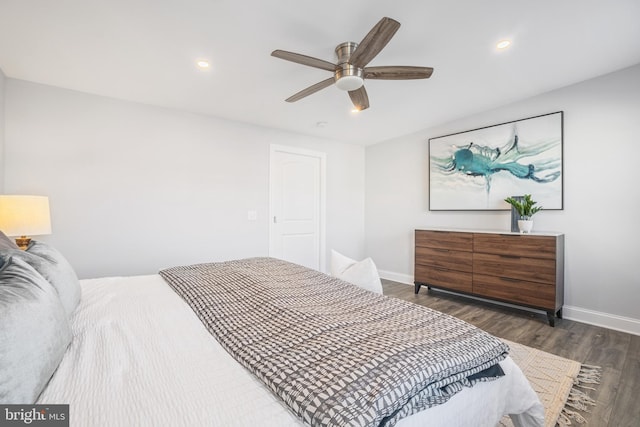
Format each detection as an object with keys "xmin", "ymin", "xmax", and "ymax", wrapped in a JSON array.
[{"xmin": 269, "ymin": 144, "xmax": 327, "ymax": 272}]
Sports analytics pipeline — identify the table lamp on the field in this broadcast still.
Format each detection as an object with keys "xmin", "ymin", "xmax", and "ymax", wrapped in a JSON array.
[{"xmin": 0, "ymin": 195, "xmax": 52, "ymax": 250}]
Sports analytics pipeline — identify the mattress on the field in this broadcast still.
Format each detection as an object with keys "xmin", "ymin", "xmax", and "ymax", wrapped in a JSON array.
[{"xmin": 37, "ymin": 274, "xmax": 544, "ymax": 426}]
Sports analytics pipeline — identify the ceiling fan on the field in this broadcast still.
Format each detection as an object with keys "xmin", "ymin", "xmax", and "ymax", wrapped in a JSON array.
[{"xmin": 271, "ymin": 17, "xmax": 433, "ymax": 111}]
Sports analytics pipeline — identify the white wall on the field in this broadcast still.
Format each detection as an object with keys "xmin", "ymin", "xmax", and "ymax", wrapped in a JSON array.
[
  {"xmin": 366, "ymin": 64, "xmax": 640, "ymax": 334},
  {"xmin": 0, "ymin": 67, "xmax": 5, "ymax": 191},
  {"xmin": 4, "ymin": 79, "xmax": 365, "ymax": 279}
]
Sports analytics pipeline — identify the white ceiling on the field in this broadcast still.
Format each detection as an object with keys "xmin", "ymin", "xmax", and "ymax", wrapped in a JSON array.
[{"xmin": 1, "ymin": 0, "xmax": 639, "ymax": 145}]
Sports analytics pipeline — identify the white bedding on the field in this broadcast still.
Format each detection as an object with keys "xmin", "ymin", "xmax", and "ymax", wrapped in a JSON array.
[{"xmin": 37, "ymin": 274, "xmax": 544, "ymax": 427}]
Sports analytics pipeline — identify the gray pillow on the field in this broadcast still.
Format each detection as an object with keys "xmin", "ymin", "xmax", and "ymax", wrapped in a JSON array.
[
  {"xmin": 0, "ymin": 230, "xmax": 19, "ymax": 251},
  {"xmin": 0, "ymin": 256, "xmax": 72, "ymax": 404},
  {"xmin": 9, "ymin": 241, "xmax": 81, "ymax": 316}
]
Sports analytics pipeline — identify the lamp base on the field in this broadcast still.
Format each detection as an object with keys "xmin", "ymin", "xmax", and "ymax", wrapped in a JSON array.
[{"xmin": 15, "ymin": 236, "xmax": 31, "ymax": 251}]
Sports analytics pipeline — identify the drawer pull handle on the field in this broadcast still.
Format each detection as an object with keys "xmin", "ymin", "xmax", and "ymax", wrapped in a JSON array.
[
  {"xmin": 500, "ymin": 277, "xmax": 519, "ymax": 282},
  {"xmin": 500, "ymin": 254, "xmax": 521, "ymax": 259},
  {"xmin": 435, "ymin": 248, "xmax": 450, "ymax": 253}
]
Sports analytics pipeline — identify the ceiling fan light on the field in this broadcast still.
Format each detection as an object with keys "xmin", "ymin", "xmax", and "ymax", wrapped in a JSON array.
[{"xmin": 335, "ymin": 75, "xmax": 364, "ymax": 91}]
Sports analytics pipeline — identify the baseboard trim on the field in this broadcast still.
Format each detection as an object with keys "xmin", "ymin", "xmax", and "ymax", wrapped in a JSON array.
[
  {"xmin": 562, "ymin": 306, "xmax": 640, "ymax": 336},
  {"xmin": 379, "ymin": 271, "xmax": 640, "ymax": 336},
  {"xmin": 378, "ymin": 270, "xmax": 414, "ymax": 285}
]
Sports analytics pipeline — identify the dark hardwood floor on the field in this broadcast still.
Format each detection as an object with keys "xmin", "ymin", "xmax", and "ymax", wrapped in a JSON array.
[{"xmin": 382, "ymin": 280, "xmax": 639, "ymax": 427}]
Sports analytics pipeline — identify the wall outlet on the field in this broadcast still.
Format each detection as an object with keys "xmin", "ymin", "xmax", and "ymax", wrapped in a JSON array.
[{"xmin": 247, "ymin": 210, "xmax": 257, "ymax": 221}]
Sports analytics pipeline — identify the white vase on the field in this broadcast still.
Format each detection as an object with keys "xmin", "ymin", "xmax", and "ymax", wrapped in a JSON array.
[{"xmin": 518, "ymin": 219, "xmax": 533, "ymax": 233}]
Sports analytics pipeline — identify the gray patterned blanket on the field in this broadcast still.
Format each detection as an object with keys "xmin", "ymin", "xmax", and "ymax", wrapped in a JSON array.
[{"xmin": 160, "ymin": 257, "xmax": 508, "ymax": 427}]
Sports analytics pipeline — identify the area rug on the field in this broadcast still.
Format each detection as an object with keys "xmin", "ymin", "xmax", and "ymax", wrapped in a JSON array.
[{"xmin": 500, "ymin": 339, "xmax": 601, "ymax": 427}]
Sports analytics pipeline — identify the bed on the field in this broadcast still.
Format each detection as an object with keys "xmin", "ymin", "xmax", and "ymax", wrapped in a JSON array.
[{"xmin": 1, "ymin": 241, "xmax": 544, "ymax": 427}]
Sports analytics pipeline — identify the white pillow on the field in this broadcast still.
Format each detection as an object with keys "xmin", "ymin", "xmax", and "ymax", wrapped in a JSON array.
[{"xmin": 330, "ymin": 250, "xmax": 383, "ymax": 294}]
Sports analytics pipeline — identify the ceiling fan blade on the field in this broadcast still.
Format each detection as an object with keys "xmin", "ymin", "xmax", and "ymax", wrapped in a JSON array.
[
  {"xmin": 285, "ymin": 77, "xmax": 335, "ymax": 102},
  {"xmin": 271, "ymin": 50, "xmax": 336, "ymax": 72},
  {"xmin": 348, "ymin": 86, "xmax": 370, "ymax": 111},
  {"xmin": 364, "ymin": 66, "xmax": 434, "ymax": 80},
  {"xmin": 349, "ymin": 17, "xmax": 401, "ymax": 68}
]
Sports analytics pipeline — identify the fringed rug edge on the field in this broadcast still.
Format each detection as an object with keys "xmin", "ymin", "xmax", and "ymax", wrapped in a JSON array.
[{"xmin": 557, "ymin": 364, "xmax": 601, "ymax": 426}]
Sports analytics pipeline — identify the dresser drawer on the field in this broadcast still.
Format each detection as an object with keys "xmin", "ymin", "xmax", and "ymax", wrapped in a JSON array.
[
  {"xmin": 473, "ymin": 252, "xmax": 556, "ymax": 284},
  {"xmin": 415, "ymin": 246, "xmax": 472, "ymax": 272},
  {"xmin": 473, "ymin": 274, "xmax": 556, "ymax": 310},
  {"xmin": 473, "ymin": 233, "xmax": 556, "ymax": 259},
  {"xmin": 415, "ymin": 230, "xmax": 473, "ymax": 251},
  {"xmin": 415, "ymin": 264, "xmax": 472, "ymax": 293}
]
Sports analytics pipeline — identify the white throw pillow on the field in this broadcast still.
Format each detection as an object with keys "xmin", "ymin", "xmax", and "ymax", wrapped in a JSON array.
[{"xmin": 330, "ymin": 250, "xmax": 383, "ymax": 294}]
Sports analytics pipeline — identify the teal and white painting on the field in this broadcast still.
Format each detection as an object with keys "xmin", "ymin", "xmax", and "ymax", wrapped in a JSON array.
[{"xmin": 429, "ymin": 111, "xmax": 563, "ymax": 211}]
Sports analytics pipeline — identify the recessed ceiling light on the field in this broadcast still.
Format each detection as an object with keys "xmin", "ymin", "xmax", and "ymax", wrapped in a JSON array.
[
  {"xmin": 196, "ymin": 60, "xmax": 210, "ymax": 69},
  {"xmin": 496, "ymin": 40, "xmax": 511, "ymax": 50}
]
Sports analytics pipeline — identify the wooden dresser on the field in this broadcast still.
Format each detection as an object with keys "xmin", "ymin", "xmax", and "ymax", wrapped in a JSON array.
[{"xmin": 414, "ymin": 229, "xmax": 564, "ymax": 326}]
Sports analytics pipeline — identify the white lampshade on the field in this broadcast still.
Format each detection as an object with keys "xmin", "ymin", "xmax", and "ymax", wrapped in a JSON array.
[{"xmin": 0, "ymin": 195, "xmax": 52, "ymax": 237}]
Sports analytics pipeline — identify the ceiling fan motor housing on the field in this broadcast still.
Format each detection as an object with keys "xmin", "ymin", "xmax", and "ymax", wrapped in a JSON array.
[{"xmin": 334, "ymin": 42, "xmax": 364, "ymax": 91}]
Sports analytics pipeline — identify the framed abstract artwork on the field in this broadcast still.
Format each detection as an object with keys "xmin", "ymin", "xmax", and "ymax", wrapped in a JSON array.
[{"xmin": 429, "ymin": 111, "xmax": 563, "ymax": 211}]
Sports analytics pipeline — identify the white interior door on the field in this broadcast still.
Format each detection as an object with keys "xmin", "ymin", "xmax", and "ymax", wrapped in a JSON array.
[{"xmin": 269, "ymin": 145, "xmax": 326, "ymax": 271}]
